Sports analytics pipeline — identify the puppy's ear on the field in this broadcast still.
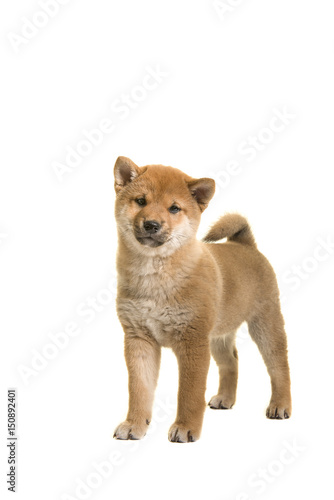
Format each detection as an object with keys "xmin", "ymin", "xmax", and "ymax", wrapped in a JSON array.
[
  {"xmin": 188, "ymin": 178, "xmax": 215, "ymax": 212},
  {"xmin": 114, "ymin": 156, "xmax": 141, "ymax": 193}
]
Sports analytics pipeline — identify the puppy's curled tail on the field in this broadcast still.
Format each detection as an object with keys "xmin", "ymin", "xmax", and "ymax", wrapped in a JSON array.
[{"xmin": 203, "ymin": 213, "xmax": 256, "ymax": 247}]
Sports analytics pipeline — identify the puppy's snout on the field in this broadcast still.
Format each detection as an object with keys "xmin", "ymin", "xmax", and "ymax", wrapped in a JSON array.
[{"xmin": 143, "ymin": 220, "xmax": 161, "ymax": 234}]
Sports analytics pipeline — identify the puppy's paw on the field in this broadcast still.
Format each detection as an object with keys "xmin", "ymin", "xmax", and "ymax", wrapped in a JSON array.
[
  {"xmin": 168, "ymin": 423, "xmax": 200, "ymax": 443},
  {"xmin": 113, "ymin": 420, "xmax": 148, "ymax": 440},
  {"xmin": 208, "ymin": 394, "xmax": 235, "ymax": 410},
  {"xmin": 266, "ymin": 402, "xmax": 291, "ymax": 420}
]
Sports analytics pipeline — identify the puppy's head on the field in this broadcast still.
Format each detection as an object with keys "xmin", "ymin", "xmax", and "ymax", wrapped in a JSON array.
[{"xmin": 114, "ymin": 156, "xmax": 215, "ymax": 255}]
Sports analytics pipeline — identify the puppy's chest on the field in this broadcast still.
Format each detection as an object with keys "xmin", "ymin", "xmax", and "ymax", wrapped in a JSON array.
[
  {"xmin": 118, "ymin": 298, "xmax": 193, "ymax": 346},
  {"xmin": 117, "ymin": 261, "xmax": 193, "ymax": 346}
]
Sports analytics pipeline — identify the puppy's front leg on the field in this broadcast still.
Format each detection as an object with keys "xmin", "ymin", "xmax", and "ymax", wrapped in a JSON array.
[
  {"xmin": 169, "ymin": 337, "xmax": 210, "ymax": 443},
  {"xmin": 114, "ymin": 331, "xmax": 161, "ymax": 440}
]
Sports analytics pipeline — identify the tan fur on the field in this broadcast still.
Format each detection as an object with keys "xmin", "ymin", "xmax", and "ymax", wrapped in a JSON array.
[{"xmin": 113, "ymin": 157, "xmax": 291, "ymax": 443}]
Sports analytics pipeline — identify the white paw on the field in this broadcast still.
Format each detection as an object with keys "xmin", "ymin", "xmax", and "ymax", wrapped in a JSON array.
[
  {"xmin": 168, "ymin": 423, "xmax": 200, "ymax": 443},
  {"xmin": 113, "ymin": 420, "xmax": 148, "ymax": 440},
  {"xmin": 208, "ymin": 394, "xmax": 235, "ymax": 409},
  {"xmin": 266, "ymin": 402, "xmax": 291, "ymax": 419}
]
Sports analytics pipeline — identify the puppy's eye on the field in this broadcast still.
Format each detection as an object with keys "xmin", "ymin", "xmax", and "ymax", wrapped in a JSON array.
[
  {"xmin": 135, "ymin": 198, "xmax": 146, "ymax": 206},
  {"xmin": 169, "ymin": 205, "xmax": 181, "ymax": 214}
]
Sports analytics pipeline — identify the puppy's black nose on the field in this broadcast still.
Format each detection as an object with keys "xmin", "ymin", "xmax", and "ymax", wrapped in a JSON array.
[{"xmin": 143, "ymin": 220, "xmax": 161, "ymax": 234}]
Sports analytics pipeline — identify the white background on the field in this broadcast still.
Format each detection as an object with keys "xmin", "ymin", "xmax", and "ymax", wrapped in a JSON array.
[{"xmin": 1, "ymin": 1, "xmax": 334, "ymax": 499}]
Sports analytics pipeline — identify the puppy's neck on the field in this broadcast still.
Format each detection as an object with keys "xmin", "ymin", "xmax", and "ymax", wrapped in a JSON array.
[{"xmin": 117, "ymin": 235, "xmax": 202, "ymax": 277}]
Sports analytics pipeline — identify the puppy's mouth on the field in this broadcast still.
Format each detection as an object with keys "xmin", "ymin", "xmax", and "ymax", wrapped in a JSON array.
[
  {"xmin": 135, "ymin": 235, "xmax": 166, "ymax": 247},
  {"xmin": 134, "ymin": 227, "xmax": 169, "ymax": 248}
]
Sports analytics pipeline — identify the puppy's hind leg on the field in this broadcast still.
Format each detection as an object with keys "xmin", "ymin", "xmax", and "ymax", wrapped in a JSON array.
[
  {"xmin": 247, "ymin": 306, "xmax": 292, "ymax": 419},
  {"xmin": 208, "ymin": 331, "xmax": 238, "ymax": 410}
]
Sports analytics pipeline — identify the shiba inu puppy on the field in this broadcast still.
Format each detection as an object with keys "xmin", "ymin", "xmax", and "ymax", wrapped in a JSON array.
[{"xmin": 113, "ymin": 156, "xmax": 291, "ymax": 443}]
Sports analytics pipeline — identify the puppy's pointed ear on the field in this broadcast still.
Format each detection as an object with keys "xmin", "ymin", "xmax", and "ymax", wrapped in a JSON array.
[
  {"xmin": 188, "ymin": 177, "xmax": 215, "ymax": 212},
  {"xmin": 114, "ymin": 156, "xmax": 141, "ymax": 193}
]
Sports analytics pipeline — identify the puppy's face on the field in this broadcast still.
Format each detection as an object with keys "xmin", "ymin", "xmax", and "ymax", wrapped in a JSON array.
[{"xmin": 114, "ymin": 157, "xmax": 215, "ymax": 255}]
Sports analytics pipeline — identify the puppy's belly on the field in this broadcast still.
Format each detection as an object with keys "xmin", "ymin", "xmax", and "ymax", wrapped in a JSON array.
[{"xmin": 117, "ymin": 298, "xmax": 193, "ymax": 347}]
